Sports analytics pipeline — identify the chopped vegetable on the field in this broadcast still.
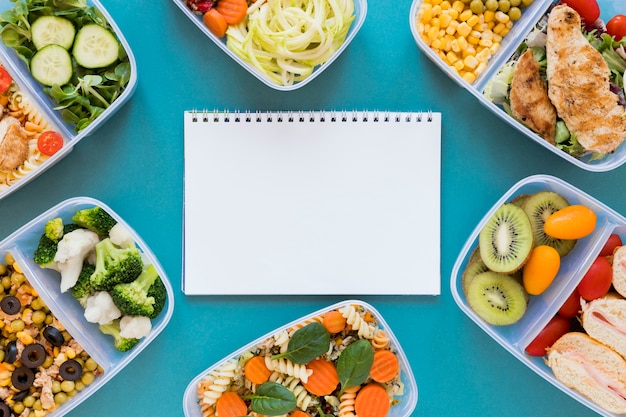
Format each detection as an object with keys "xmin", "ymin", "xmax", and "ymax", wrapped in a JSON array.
[
  {"xmin": 607, "ymin": 15, "xmax": 626, "ymax": 41},
  {"xmin": 54, "ymin": 228, "xmax": 100, "ymax": 292},
  {"xmin": 37, "ymin": 130, "xmax": 64, "ymax": 156},
  {"xmin": 216, "ymin": 392, "xmax": 248, "ymax": 417},
  {"xmin": 84, "ymin": 291, "xmax": 122, "ymax": 325},
  {"xmin": 244, "ymin": 355, "xmax": 271, "ymax": 384},
  {"xmin": 354, "ymin": 383, "xmax": 390, "ymax": 417},
  {"xmin": 215, "ymin": 0, "xmax": 248, "ymax": 25},
  {"xmin": 322, "ymin": 309, "xmax": 347, "ymax": 333},
  {"xmin": 203, "ymin": 8, "xmax": 228, "ymax": 38},
  {"xmin": 0, "ymin": 67, "xmax": 12, "ymax": 94},
  {"xmin": 369, "ymin": 350, "xmax": 400, "ymax": 383},
  {"xmin": 119, "ymin": 315, "xmax": 152, "ymax": 339},
  {"xmin": 302, "ymin": 359, "xmax": 339, "ymax": 396}
]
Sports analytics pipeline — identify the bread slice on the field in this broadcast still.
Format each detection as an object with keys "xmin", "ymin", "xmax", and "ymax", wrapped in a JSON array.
[
  {"xmin": 613, "ymin": 246, "xmax": 626, "ymax": 298},
  {"xmin": 582, "ymin": 294, "xmax": 626, "ymax": 359},
  {"xmin": 547, "ymin": 332, "xmax": 626, "ymax": 414}
]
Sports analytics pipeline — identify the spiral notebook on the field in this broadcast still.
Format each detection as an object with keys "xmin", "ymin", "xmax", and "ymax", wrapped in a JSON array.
[{"xmin": 183, "ymin": 110, "xmax": 441, "ymax": 295}]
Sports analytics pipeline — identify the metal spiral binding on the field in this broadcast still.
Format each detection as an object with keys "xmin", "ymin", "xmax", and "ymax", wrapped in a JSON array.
[{"xmin": 190, "ymin": 109, "xmax": 434, "ymax": 122}]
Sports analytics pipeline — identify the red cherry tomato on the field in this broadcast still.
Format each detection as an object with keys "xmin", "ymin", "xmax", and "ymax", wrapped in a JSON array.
[
  {"xmin": 558, "ymin": 289, "xmax": 582, "ymax": 318},
  {"xmin": 525, "ymin": 315, "xmax": 571, "ymax": 357},
  {"xmin": 599, "ymin": 233, "xmax": 623, "ymax": 257},
  {"xmin": 577, "ymin": 256, "xmax": 613, "ymax": 300},
  {"xmin": 607, "ymin": 15, "xmax": 626, "ymax": 41},
  {"xmin": 37, "ymin": 131, "xmax": 64, "ymax": 156},
  {"xmin": 0, "ymin": 67, "xmax": 12, "ymax": 94},
  {"xmin": 561, "ymin": 0, "xmax": 600, "ymax": 24}
]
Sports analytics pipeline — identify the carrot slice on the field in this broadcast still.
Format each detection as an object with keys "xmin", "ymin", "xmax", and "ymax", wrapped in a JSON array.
[
  {"xmin": 203, "ymin": 8, "xmax": 228, "ymax": 38},
  {"xmin": 244, "ymin": 355, "xmax": 271, "ymax": 385},
  {"xmin": 290, "ymin": 411, "xmax": 311, "ymax": 417},
  {"xmin": 354, "ymin": 383, "xmax": 390, "ymax": 417},
  {"xmin": 303, "ymin": 359, "xmax": 339, "ymax": 396},
  {"xmin": 369, "ymin": 350, "xmax": 399, "ymax": 383},
  {"xmin": 322, "ymin": 310, "xmax": 347, "ymax": 334},
  {"xmin": 215, "ymin": 391, "xmax": 247, "ymax": 417},
  {"xmin": 215, "ymin": 0, "xmax": 248, "ymax": 24}
]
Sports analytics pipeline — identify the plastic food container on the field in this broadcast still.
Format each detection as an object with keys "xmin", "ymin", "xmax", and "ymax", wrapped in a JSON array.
[
  {"xmin": 450, "ymin": 174, "xmax": 626, "ymax": 416},
  {"xmin": 0, "ymin": 197, "xmax": 174, "ymax": 417},
  {"xmin": 409, "ymin": 0, "xmax": 626, "ymax": 171},
  {"xmin": 182, "ymin": 300, "xmax": 417, "ymax": 417},
  {"xmin": 172, "ymin": 0, "xmax": 367, "ymax": 91},
  {"xmin": 0, "ymin": 0, "xmax": 137, "ymax": 200}
]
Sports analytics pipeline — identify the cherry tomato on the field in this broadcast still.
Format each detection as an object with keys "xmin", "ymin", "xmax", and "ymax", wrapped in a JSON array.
[
  {"xmin": 577, "ymin": 256, "xmax": 613, "ymax": 300},
  {"xmin": 0, "ymin": 67, "xmax": 12, "ymax": 94},
  {"xmin": 37, "ymin": 131, "xmax": 64, "ymax": 156},
  {"xmin": 561, "ymin": 0, "xmax": 600, "ymax": 24},
  {"xmin": 558, "ymin": 288, "xmax": 582, "ymax": 318},
  {"xmin": 607, "ymin": 15, "xmax": 626, "ymax": 41},
  {"xmin": 525, "ymin": 315, "xmax": 571, "ymax": 357},
  {"xmin": 599, "ymin": 233, "xmax": 623, "ymax": 257}
]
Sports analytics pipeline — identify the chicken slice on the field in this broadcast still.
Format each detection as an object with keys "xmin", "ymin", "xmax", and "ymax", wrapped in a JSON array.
[
  {"xmin": 546, "ymin": 4, "xmax": 626, "ymax": 154},
  {"xmin": 0, "ymin": 116, "xmax": 28, "ymax": 171},
  {"xmin": 510, "ymin": 49, "xmax": 557, "ymax": 143}
]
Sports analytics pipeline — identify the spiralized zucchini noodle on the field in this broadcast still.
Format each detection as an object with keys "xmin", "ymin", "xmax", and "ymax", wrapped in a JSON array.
[{"xmin": 226, "ymin": 0, "xmax": 355, "ymax": 86}]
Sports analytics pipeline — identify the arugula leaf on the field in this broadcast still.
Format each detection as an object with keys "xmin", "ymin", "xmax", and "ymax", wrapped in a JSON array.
[
  {"xmin": 337, "ymin": 339, "xmax": 374, "ymax": 395},
  {"xmin": 271, "ymin": 322, "xmax": 330, "ymax": 364},
  {"xmin": 245, "ymin": 382, "xmax": 296, "ymax": 415}
]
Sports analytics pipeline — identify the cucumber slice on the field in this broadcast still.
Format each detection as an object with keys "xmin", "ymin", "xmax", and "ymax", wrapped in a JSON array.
[
  {"xmin": 30, "ymin": 44, "xmax": 73, "ymax": 86},
  {"xmin": 72, "ymin": 24, "xmax": 119, "ymax": 69},
  {"xmin": 31, "ymin": 16, "xmax": 76, "ymax": 50}
]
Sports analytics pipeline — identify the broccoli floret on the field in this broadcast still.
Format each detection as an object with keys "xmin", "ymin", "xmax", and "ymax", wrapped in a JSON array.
[
  {"xmin": 33, "ymin": 223, "xmax": 83, "ymax": 267},
  {"xmin": 90, "ymin": 238, "xmax": 143, "ymax": 291},
  {"xmin": 72, "ymin": 206, "xmax": 117, "ymax": 237},
  {"xmin": 99, "ymin": 319, "xmax": 139, "ymax": 352},
  {"xmin": 44, "ymin": 218, "xmax": 64, "ymax": 242},
  {"xmin": 71, "ymin": 262, "xmax": 96, "ymax": 302},
  {"xmin": 110, "ymin": 264, "xmax": 166, "ymax": 318}
]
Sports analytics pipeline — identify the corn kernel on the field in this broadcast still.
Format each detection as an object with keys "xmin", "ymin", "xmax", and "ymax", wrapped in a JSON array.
[
  {"xmin": 462, "ymin": 71, "xmax": 477, "ymax": 83},
  {"xmin": 447, "ymin": 8, "xmax": 459, "ymax": 19},
  {"xmin": 466, "ymin": 15, "xmax": 479, "ymax": 27},
  {"xmin": 467, "ymin": 34, "xmax": 480, "ymax": 44},
  {"xmin": 456, "ymin": 21, "xmax": 472, "ymax": 37},
  {"xmin": 440, "ymin": 13, "xmax": 452, "ymax": 28},
  {"xmin": 16, "ymin": 331, "xmax": 33, "ymax": 345},
  {"xmin": 446, "ymin": 23, "xmax": 458, "ymax": 35},
  {"xmin": 462, "ymin": 45, "xmax": 477, "ymax": 57},
  {"xmin": 446, "ymin": 51, "xmax": 459, "ymax": 64},
  {"xmin": 432, "ymin": 5, "xmax": 442, "ymax": 16},
  {"xmin": 12, "ymin": 262, "xmax": 22, "ymax": 274},
  {"xmin": 481, "ymin": 29, "xmax": 493, "ymax": 40},
  {"xmin": 452, "ymin": 0, "xmax": 465, "ymax": 12},
  {"xmin": 495, "ymin": 11, "xmax": 510, "ymax": 23},
  {"xmin": 420, "ymin": 6, "xmax": 433, "ymax": 23},
  {"xmin": 459, "ymin": 9, "xmax": 473, "ymax": 21},
  {"xmin": 479, "ymin": 38, "xmax": 493, "ymax": 47},
  {"xmin": 493, "ymin": 22, "xmax": 505, "ymax": 34},
  {"xmin": 500, "ymin": 27, "xmax": 510, "ymax": 36},
  {"xmin": 431, "ymin": 0, "xmax": 442, "ymax": 5},
  {"xmin": 453, "ymin": 60, "xmax": 465, "ymax": 71},
  {"xmin": 484, "ymin": 10, "xmax": 495, "ymax": 22},
  {"xmin": 476, "ymin": 62, "xmax": 487, "ymax": 74},
  {"xmin": 450, "ymin": 39, "xmax": 461, "ymax": 52},
  {"xmin": 490, "ymin": 42, "xmax": 500, "ymax": 53},
  {"xmin": 65, "ymin": 348, "xmax": 77, "ymax": 359},
  {"xmin": 441, "ymin": 0, "xmax": 451, "ymax": 9},
  {"xmin": 464, "ymin": 55, "xmax": 479, "ymax": 70},
  {"xmin": 428, "ymin": 25, "xmax": 440, "ymax": 40}
]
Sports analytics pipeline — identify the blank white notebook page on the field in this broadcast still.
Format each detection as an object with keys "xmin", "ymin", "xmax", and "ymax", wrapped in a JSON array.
[{"xmin": 183, "ymin": 111, "xmax": 441, "ymax": 295}]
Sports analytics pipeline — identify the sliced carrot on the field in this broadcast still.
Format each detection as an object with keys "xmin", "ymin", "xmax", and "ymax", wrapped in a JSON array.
[
  {"xmin": 215, "ymin": 0, "xmax": 248, "ymax": 24},
  {"xmin": 290, "ymin": 411, "xmax": 311, "ymax": 417},
  {"xmin": 369, "ymin": 350, "xmax": 399, "ymax": 383},
  {"xmin": 215, "ymin": 391, "xmax": 247, "ymax": 417},
  {"xmin": 244, "ymin": 355, "xmax": 271, "ymax": 385},
  {"xmin": 203, "ymin": 8, "xmax": 228, "ymax": 38},
  {"xmin": 303, "ymin": 359, "xmax": 339, "ymax": 396},
  {"xmin": 322, "ymin": 310, "xmax": 347, "ymax": 334},
  {"xmin": 354, "ymin": 383, "xmax": 390, "ymax": 417}
]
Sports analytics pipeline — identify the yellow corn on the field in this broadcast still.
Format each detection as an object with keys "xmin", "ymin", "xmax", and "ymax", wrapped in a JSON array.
[
  {"xmin": 466, "ymin": 14, "xmax": 479, "ymax": 27},
  {"xmin": 464, "ymin": 55, "xmax": 479, "ymax": 70},
  {"xmin": 65, "ymin": 347, "xmax": 77, "ymax": 359},
  {"xmin": 459, "ymin": 9, "xmax": 473, "ymax": 21},
  {"xmin": 452, "ymin": 0, "xmax": 465, "ymax": 12},
  {"xmin": 16, "ymin": 331, "xmax": 33, "ymax": 345},
  {"xmin": 456, "ymin": 21, "xmax": 472, "ymax": 37}
]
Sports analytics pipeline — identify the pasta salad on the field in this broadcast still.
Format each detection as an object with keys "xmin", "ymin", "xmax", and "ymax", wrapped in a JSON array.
[{"xmin": 191, "ymin": 301, "xmax": 416, "ymax": 417}]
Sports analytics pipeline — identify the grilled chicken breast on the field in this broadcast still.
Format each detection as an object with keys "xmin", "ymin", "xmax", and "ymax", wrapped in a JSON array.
[
  {"xmin": 546, "ymin": 4, "xmax": 626, "ymax": 154},
  {"xmin": 510, "ymin": 49, "xmax": 557, "ymax": 143},
  {"xmin": 0, "ymin": 116, "xmax": 28, "ymax": 171}
]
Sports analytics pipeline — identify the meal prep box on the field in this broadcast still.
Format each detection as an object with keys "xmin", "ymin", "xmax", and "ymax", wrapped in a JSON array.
[
  {"xmin": 0, "ymin": 197, "xmax": 174, "ymax": 417},
  {"xmin": 182, "ymin": 300, "xmax": 417, "ymax": 417},
  {"xmin": 450, "ymin": 174, "xmax": 626, "ymax": 416},
  {"xmin": 410, "ymin": 0, "xmax": 626, "ymax": 171},
  {"xmin": 172, "ymin": 0, "xmax": 367, "ymax": 91},
  {"xmin": 0, "ymin": 0, "xmax": 137, "ymax": 200}
]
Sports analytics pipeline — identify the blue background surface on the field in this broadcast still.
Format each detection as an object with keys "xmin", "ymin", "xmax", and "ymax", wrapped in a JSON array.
[{"xmin": 0, "ymin": 0, "xmax": 624, "ymax": 416}]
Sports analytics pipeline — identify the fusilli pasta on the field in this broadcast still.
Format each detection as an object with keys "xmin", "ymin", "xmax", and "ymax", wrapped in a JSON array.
[
  {"xmin": 339, "ymin": 304, "xmax": 377, "ymax": 339},
  {"xmin": 199, "ymin": 359, "xmax": 238, "ymax": 406},
  {"xmin": 337, "ymin": 385, "xmax": 360, "ymax": 417},
  {"xmin": 264, "ymin": 356, "xmax": 312, "ymax": 383}
]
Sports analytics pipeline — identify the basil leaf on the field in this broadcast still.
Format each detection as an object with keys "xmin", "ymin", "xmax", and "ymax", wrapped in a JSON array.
[
  {"xmin": 246, "ymin": 382, "xmax": 296, "ymax": 415},
  {"xmin": 337, "ymin": 339, "xmax": 374, "ymax": 394},
  {"xmin": 271, "ymin": 322, "xmax": 330, "ymax": 364}
]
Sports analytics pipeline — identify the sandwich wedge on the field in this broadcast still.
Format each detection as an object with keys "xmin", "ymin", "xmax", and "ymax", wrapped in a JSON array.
[
  {"xmin": 613, "ymin": 246, "xmax": 626, "ymax": 298},
  {"xmin": 581, "ymin": 293, "xmax": 626, "ymax": 358},
  {"xmin": 547, "ymin": 332, "xmax": 626, "ymax": 414}
]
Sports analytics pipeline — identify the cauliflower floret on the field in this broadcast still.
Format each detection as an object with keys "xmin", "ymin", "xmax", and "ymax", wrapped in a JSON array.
[
  {"xmin": 54, "ymin": 228, "xmax": 100, "ymax": 292},
  {"xmin": 84, "ymin": 291, "xmax": 121, "ymax": 325},
  {"xmin": 108, "ymin": 223, "xmax": 135, "ymax": 248},
  {"xmin": 119, "ymin": 315, "xmax": 152, "ymax": 339}
]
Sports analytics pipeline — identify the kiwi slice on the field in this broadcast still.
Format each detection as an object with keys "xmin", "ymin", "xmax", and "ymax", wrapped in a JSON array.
[
  {"xmin": 462, "ymin": 249, "xmax": 490, "ymax": 295},
  {"xmin": 479, "ymin": 203, "xmax": 533, "ymax": 273},
  {"xmin": 510, "ymin": 194, "xmax": 531, "ymax": 208},
  {"xmin": 466, "ymin": 271, "xmax": 528, "ymax": 325},
  {"xmin": 522, "ymin": 191, "xmax": 576, "ymax": 257}
]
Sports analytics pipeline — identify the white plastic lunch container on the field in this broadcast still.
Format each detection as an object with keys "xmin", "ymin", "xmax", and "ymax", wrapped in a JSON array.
[
  {"xmin": 182, "ymin": 299, "xmax": 418, "ymax": 417},
  {"xmin": 451, "ymin": 174, "xmax": 626, "ymax": 416},
  {"xmin": 172, "ymin": 0, "xmax": 367, "ymax": 91},
  {"xmin": 0, "ymin": 0, "xmax": 137, "ymax": 200},
  {"xmin": 0, "ymin": 196, "xmax": 174, "ymax": 417},
  {"xmin": 410, "ymin": 0, "xmax": 626, "ymax": 171}
]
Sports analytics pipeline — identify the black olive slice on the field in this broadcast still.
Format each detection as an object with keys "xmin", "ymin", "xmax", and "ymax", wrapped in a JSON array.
[
  {"xmin": 11, "ymin": 366, "xmax": 34, "ymax": 391},
  {"xmin": 42, "ymin": 326, "xmax": 64, "ymax": 347},
  {"xmin": 0, "ymin": 295, "xmax": 20, "ymax": 315},
  {"xmin": 12, "ymin": 389, "xmax": 28, "ymax": 402},
  {"xmin": 59, "ymin": 359, "xmax": 82, "ymax": 381},
  {"xmin": 21, "ymin": 343, "xmax": 46, "ymax": 368},
  {"xmin": 4, "ymin": 341, "xmax": 17, "ymax": 364},
  {"xmin": 0, "ymin": 402, "xmax": 10, "ymax": 417}
]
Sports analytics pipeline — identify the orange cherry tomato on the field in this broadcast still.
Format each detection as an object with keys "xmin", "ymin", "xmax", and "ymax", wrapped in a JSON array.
[
  {"xmin": 607, "ymin": 15, "xmax": 626, "ymax": 41},
  {"xmin": 0, "ymin": 67, "xmax": 13, "ymax": 94},
  {"xmin": 37, "ymin": 131, "xmax": 64, "ymax": 156}
]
